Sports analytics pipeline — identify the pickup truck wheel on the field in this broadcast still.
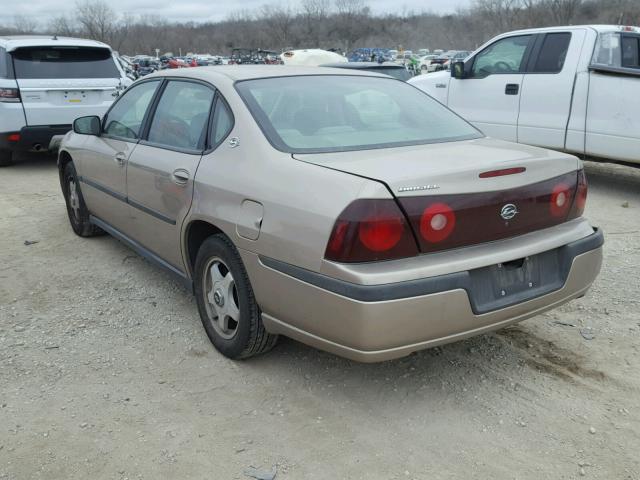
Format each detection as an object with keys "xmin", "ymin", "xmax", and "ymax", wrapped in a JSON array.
[
  {"xmin": 62, "ymin": 162, "xmax": 103, "ymax": 237},
  {"xmin": 0, "ymin": 150, "xmax": 14, "ymax": 167},
  {"xmin": 194, "ymin": 234, "xmax": 278, "ymax": 359}
]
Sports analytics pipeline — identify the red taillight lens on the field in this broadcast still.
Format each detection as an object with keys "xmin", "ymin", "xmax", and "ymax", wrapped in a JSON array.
[
  {"xmin": 0, "ymin": 88, "xmax": 21, "ymax": 103},
  {"xmin": 325, "ymin": 199, "xmax": 418, "ymax": 263},
  {"xmin": 7, "ymin": 133, "xmax": 20, "ymax": 142},
  {"xmin": 420, "ymin": 202, "xmax": 456, "ymax": 243},
  {"xmin": 359, "ymin": 212, "xmax": 404, "ymax": 252},
  {"xmin": 549, "ymin": 182, "xmax": 572, "ymax": 218},
  {"xmin": 569, "ymin": 169, "xmax": 588, "ymax": 219}
]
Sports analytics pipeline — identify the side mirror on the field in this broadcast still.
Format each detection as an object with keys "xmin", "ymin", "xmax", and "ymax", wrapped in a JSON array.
[
  {"xmin": 73, "ymin": 116, "xmax": 101, "ymax": 136},
  {"xmin": 451, "ymin": 61, "xmax": 466, "ymax": 79}
]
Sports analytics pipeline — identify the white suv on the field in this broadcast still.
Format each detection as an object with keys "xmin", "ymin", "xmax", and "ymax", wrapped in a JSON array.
[{"xmin": 0, "ymin": 35, "xmax": 131, "ymax": 166}]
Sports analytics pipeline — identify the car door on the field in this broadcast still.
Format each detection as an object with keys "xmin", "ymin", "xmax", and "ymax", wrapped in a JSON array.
[
  {"xmin": 447, "ymin": 34, "xmax": 534, "ymax": 142},
  {"xmin": 77, "ymin": 79, "xmax": 161, "ymax": 233},
  {"xmin": 518, "ymin": 30, "xmax": 585, "ymax": 150},
  {"xmin": 125, "ymin": 79, "xmax": 215, "ymax": 272},
  {"xmin": 586, "ymin": 31, "xmax": 640, "ymax": 163}
]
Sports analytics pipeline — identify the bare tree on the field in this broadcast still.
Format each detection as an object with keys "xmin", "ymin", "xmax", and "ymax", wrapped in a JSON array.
[
  {"xmin": 13, "ymin": 15, "xmax": 39, "ymax": 34},
  {"xmin": 261, "ymin": 4, "xmax": 297, "ymax": 49}
]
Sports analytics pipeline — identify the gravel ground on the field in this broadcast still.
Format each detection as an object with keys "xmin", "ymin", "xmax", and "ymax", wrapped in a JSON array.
[{"xmin": 1, "ymin": 155, "xmax": 639, "ymax": 480}]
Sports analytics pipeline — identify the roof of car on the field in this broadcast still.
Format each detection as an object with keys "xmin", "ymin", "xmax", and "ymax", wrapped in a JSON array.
[
  {"xmin": 321, "ymin": 62, "xmax": 404, "ymax": 69},
  {"xmin": 500, "ymin": 24, "xmax": 639, "ymax": 36},
  {"xmin": 149, "ymin": 65, "xmax": 388, "ymax": 83},
  {"xmin": 0, "ymin": 35, "xmax": 111, "ymax": 51}
]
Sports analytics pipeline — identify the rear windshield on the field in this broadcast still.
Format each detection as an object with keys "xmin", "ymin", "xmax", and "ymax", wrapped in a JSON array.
[
  {"xmin": 12, "ymin": 46, "xmax": 119, "ymax": 79},
  {"xmin": 365, "ymin": 67, "xmax": 412, "ymax": 81},
  {"xmin": 236, "ymin": 75, "xmax": 481, "ymax": 154}
]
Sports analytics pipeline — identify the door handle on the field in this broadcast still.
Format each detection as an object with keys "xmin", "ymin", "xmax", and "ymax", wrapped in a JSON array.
[
  {"xmin": 505, "ymin": 83, "xmax": 520, "ymax": 95},
  {"xmin": 171, "ymin": 168, "xmax": 190, "ymax": 185},
  {"xmin": 114, "ymin": 152, "xmax": 126, "ymax": 166}
]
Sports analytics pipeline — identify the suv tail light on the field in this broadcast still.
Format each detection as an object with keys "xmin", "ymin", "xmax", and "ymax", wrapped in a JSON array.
[
  {"xmin": 325, "ymin": 199, "xmax": 419, "ymax": 263},
  {"xmin": 0, "ymin": 88, "xmax": 21, "ymax": 103}
]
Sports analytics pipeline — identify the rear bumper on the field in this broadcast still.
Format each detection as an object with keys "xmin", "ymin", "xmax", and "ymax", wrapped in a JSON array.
[
  {"xmin": 243, "ymin": 228, "xmax": 603, "ymax": 362},
  {"xmin": 0, "ymin": 125, "xmax": 71, "ymax": 152}
]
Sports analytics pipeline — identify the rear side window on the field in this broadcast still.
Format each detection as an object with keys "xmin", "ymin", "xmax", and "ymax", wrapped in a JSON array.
[
  {"xmin": 12, "ymin": 46, "xmax": 120, "ymax": 79},
  {"xmin": 0, "ymin": 47, "xmax": 7, "ymax": 78},
  {"xmin": 104, "ymin": 80, "xmax": 160, "ymax": 139},
  {"xmin": 532, "ymin": 33, "xmax": 571, "ymax": 73},
  {"xmin": 211, "ymin": 97, "xmax": 234, "ymax": 145},
  {"xmin": 591, "ymin": 32, "xmax": 622, "ymax": 68},
  {"xmin": 147, "ymin": 81, "xmax": 214, "ymax": 151},
  {"xmin": 622, "ymin": 36, "xmax": 640, "ymax": 69}
]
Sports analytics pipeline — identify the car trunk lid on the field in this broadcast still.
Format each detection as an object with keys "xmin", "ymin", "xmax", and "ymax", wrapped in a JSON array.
[{"xmin": 294, "ymin": 137, "xmax": 582, "ymax": 254}]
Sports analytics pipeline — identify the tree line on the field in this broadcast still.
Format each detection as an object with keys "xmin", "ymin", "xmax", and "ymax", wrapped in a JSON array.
[{"xmin": 2, "ymin": 0, "xmax": 640, "ymax": 56}]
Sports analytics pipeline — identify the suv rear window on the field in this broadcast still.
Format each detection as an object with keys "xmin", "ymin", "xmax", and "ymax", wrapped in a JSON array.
[
  {"xmin": 0, "ymin": 47, "xmax": 8, "ymax": 78},
  {"xmin": 12, "ymin": 46, "xmax": 119, "ymax": 79}
]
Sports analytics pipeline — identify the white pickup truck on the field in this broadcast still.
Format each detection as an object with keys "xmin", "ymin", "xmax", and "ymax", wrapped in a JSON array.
[{"xmin": 410, "ymin": 25, "xmax": 640, "ymax": 164}]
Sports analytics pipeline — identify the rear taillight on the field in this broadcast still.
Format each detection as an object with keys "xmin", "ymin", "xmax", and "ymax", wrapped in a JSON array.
[
  {"xmin": 420, "ymin": 202, "xmax": 456, "ymax": 243},
  {"xmin": 0, "ymin": 88, "xmax": 21, "ymax": 103},
  {"xmin": 399, "ymin": 171, "xmax": 581, "ymax": 255},
  {"xmin": 569, "ymin": 169, "xmax": 588, "ymax": 219},
  {"xmin": 549, "ymin": 182, "xmax": 572, "ymax": 218},
  {"xmin": 324, "ymin": 199, "xmax": 418, "ymax": 263}
]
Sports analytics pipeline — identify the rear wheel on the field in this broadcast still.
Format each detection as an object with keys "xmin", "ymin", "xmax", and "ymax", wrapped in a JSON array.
[
  {"xmin": 194, "ymin": 234, "xmax": 278, "ymax": 359},
  {"xmin": 0, "ymin": 150, "xmax": 14, "ymax": 167},
  {"xmin": 62, "ymin": 162, "xmax": 103, "ymax": 237}
]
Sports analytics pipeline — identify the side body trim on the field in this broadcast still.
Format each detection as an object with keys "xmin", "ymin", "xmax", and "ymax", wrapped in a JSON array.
[{"xmin": 79, "ymin": 175, "xmax": 175, "ymax": 225}]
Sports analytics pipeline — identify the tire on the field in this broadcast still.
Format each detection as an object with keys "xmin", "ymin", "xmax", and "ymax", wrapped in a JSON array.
[
  {"xmin": 0, "ymin": 150, "xmax": 14, "ymax": 167},
  {"xmin": 62, "ymin": 161, "xmax": 104, "ymax": 237},
  {"xmin": 194, "ymin": 234, "xmax": 278, "ymax": 359}
]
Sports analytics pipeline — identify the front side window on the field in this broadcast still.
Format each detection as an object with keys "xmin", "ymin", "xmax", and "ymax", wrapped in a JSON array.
[
  {"xmin": 471, "ymin": 35, "xmax": 532, "ymax": 77},
  {"xmin": 11, "ymin": 47, "xmax": 120, "ymax": 79},
  {"xmin": 236, "ymin": 75, "xmax": 481, "ymax": 154},
  {"xmin": 147, "ymin": 81, "xmax": 215, "ymax": 150},
  {"xmin": 103, "ymin": 80, "xmax": 160, "ymax": 139},
  {"xmin": 532, "ymin": 33, "xmax": 571, "ymax": 73}
]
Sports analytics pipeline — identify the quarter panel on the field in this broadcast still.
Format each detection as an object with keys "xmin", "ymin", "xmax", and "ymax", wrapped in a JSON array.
[{"xmin": 188, "ymin": 108, "xmax": 379, "ymax": 273}]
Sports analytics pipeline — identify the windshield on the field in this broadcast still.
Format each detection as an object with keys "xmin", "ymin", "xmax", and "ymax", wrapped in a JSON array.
[
  {"xmin": 12, "ymin": 46, "xmax": 120, "ymax": 79},
  {"xmin": 236, "ymin": 75, "xmax": 481, "ymax": 153}
]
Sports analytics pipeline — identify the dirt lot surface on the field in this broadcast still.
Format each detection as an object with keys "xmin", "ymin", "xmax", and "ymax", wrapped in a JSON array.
[{"xmin": 1, "ymin": 155, "xmax": 639, "ymax": 480}]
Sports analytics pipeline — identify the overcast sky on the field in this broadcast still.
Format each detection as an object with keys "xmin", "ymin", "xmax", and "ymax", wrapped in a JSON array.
[{"xmin": 1, "ymin": 0, "xmax": 472, "ymax": 25}]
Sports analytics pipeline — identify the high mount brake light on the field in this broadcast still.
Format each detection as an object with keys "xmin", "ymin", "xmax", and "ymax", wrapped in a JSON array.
[{"xmin": 324, "ymin": 199, "xmax": 418, "ymax": 263}]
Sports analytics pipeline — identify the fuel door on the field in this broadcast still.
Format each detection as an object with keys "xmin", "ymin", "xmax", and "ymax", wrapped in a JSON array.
[{"xmin": 236, "ymin": 199, "xmax": 264, "ymax": 241}]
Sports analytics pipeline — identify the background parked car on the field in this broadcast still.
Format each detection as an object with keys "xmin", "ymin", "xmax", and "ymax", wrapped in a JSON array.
[
  {"xmin": 321, "ymin": 61, "xmax": 412, "ymax": 81},
  {"xmin": 410, "ymin": 25, "xmax": 640, "ymax": 164},
  {"xmin": 0, "ymin": 35, "xmax": 131, "ymax": 166}
]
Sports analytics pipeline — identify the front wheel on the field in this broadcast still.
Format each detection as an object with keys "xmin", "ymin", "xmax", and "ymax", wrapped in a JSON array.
[{"xmin": 194, "ymin": 234, "xmax": 278, "ymax": 359}]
